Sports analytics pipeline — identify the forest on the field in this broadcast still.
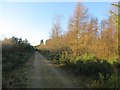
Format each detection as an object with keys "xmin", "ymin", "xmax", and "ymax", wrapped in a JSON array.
[
  {"xmin": 2, "ymin": 37, "xmax": 34, "ymax": 87},
  {"xmin": 37, "ymin": 2, "xmax": 120, "ymax": 87},
  {"xmin": 1, "ymin": 2, "xmax": 120, "ymax": 88}
]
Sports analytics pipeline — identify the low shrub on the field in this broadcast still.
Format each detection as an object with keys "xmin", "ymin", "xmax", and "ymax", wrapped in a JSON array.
[
  {"xmin": 76, "ymin": 53, "xmax": 97, "ymax": 62},
  {"xmin": 71, "ymin": 54, "xmax": 114, "ymax": 77},
  {"xmin": 91, "ymin": 73, "xmax": 120, "ymax": 88},
  {"xmin": 76, "ymin": 59, "xmax": 114, "ymax": 76},
  {"xmin": 2, "ymin": 36, "xmax": 34, "ymax": 87},
  {"xmin": 114, "ymin": 61, "xmax": 120, "ymax": 74}
]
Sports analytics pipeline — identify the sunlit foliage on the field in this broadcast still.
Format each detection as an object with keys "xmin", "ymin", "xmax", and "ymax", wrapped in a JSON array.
[{"xmin": 37, "ymin": 2, "xmax": 119, "ymax": 88}]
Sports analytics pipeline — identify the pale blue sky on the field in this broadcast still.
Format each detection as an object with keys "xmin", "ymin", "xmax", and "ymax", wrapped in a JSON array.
[{"xmin": 0, "ymin": 2, "xmax": 113, "ymax": 45}]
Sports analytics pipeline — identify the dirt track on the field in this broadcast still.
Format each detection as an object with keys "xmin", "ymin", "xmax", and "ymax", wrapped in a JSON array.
[{"xmin": 28, "ymin": 51, "xmax": 75, "ymax": 88}]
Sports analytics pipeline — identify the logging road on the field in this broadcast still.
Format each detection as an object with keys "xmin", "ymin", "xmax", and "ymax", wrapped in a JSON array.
[{"xmin": 28, "ymin": 51, "xmax": 75, "ymax": 88}]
